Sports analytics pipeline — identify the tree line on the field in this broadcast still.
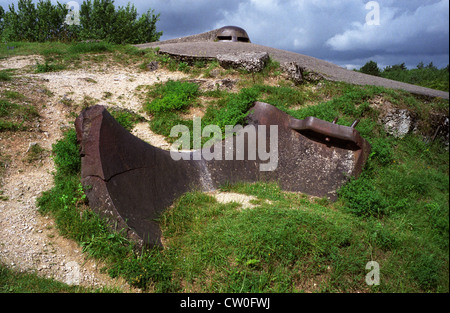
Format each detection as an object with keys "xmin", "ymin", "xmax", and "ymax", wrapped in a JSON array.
[
  {"xmin": 0, "ymin": 0, "xmax": 162, "ymax": 44},
  {"xmin": 358, "ymin": 60, "xmax": 449, "ymax": 92}
]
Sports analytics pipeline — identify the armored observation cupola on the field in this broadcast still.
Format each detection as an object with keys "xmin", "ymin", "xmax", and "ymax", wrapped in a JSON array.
[{"xmin": 216, "ymin": 26, "xmax": 251, "ymax": 43}]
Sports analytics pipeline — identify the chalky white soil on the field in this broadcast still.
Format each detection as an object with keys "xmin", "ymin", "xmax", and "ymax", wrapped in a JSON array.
[{"xmin": 0, "ymin": 55, "xmax": 257, "ymax": 291}]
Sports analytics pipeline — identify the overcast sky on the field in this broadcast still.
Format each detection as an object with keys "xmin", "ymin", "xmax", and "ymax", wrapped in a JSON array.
[{"xmin": 1, "ymin": 0, "xmax": 448, "ymax": 69}]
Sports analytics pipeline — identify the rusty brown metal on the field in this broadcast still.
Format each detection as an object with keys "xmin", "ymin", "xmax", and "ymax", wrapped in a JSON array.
[
  {"xmin": 216, "ymin": 26, "xmax": 251, "ymax": 43},
  {"xmin": 75, "ymin": 102, "xmax": 370, "ymax": 247},
  {"xmin": 289, "ymin": 116, "xmax": 366, "ymax": 150}
]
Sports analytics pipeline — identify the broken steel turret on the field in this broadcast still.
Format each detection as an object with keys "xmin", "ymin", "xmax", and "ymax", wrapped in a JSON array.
[{"xmin": 75, "ymin": 102, "xmax": 370, "ymax": 247}]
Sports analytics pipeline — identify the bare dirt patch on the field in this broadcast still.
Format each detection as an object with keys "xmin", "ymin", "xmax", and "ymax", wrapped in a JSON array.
[
  {"xmin": 210, "ymin": 191, "xmax": 272, "ymax": 210},
  {"xmin": 0, "ymin": 55, "xmax": 191, "ymax": 291},
  {"xmin": 0, "ymin": 55, "xmax": 44, "ymax": 71},
  {"xmin": 2, "ymin": 54, "xmax": 267, "ymax": 291}
]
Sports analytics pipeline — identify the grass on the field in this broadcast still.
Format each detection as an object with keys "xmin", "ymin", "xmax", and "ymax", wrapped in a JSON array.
[
  {"xmin": 149, "ymin": 187, "xmax": 369, "ymax": 292},
  {"xmin": 108, "ymin": 107, "xmax": 145, "ymax": 131},
  {"xmin": 0, "ymin": 262, "xmax": 123, "ymax": 293},
  {"xmin": 31, "ymin": 73, "xmax": 448, "ymax": 293},
  {"xmin": 0, "ymin": 69, "xmax": 13, "ymax": 81},
  {"xmin": 0, "ymin": 41, "xmax": 155, "ymax": 74},
  {"xmin": 0, "ymin": 41, "xmax": 117, "ymax": 59},
  {"xmin": 0, "ymin": 263, "xmax": 83, "ymax": 293},
  {"xmin": 145, "ymin": 80, "xmax": 200, "ymax": 114},
  {"xmin": 380, "ymin": 67, "xmax": 449, "ymax": 92},
  {"xmin": 0, "ymin": 93, "xmax": 39, "ymax": 132},
  {"xmin": 24, "ymin": 143, "xmax": 47, "ymax": 164},
  {"xmin": 35, "ymin": 60, "xmax": 66, "ymax": 73}
]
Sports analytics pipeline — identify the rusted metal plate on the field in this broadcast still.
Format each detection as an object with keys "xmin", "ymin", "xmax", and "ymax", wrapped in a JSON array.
[
  {"xmin": 75, "ymin": 102, "xmax": 370, "ymax": 247},
  {"xmin": 75, "ymin": 106, "xmax": 205, "ymax": 247},
  {"xmin": 205, "ymin": 102, "xmax": 371, "ymax": 198}
]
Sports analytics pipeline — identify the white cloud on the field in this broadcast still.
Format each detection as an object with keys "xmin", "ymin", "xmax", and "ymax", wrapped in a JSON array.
[
  {"xmin": 214, "ymin": 0, "xmax": 364, "ymax": 51},
  {"xmin": 326, "ymin": 0, "xmax": 449, "ymax": 54}
]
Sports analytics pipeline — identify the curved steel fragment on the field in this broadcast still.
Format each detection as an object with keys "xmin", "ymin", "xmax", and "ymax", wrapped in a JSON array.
[{"xmin": 75, "ymin": 102, "xmax": 370, "ymax": 247}]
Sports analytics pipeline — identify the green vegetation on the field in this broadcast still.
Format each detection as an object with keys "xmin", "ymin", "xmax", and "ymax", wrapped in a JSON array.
[
  {"xmin": 0, "ymin": 41, "xmax": 448, "ymax": 293},
  {"xmin": 141, "ymin": 187, "xmax": 369, "ymax": 292},
  {"xmin": 0, "ymin": 262, "xmax": 123, "ymax": 293},
  {"xmin": 35, "ymin": 60, "xmax": 66, "ymax": 73},
  {"xmin": 0, "ymin": 0, "xmax": 161, "ymax": 44},
  {"xmin": 0, "ymin": 40, "xmax": 155, "ymax": 75},
  {"xmin": 144, "ymin": 80, "xmax": 201, "ymax": 143},
  {"xmin": 145, "ymin": 82, "xmax": 261, "ymax": 145},
  {"xmin": 0, "ymin": 69, "xmax": 13, "ymax": 81},
  {"xmin": 146, "ymin": 80, "xmax": 200, "ymax": 114},
  {"xmin": 1, "ymin": 263, "xmax": 83, "ymax": 292},
  {"xmin": 24, "ymin": 143, "xmax": 47, "ymax": 163},
  {"xmin": 203, "ymin": 87, "xmax": 260, "ymax": 130},
  {"xmin": 359, "ymin": 60, "xmax": 449, "ymax": 92},
  {"xmin": 32, "ymin": 62, "xmax": 448, "ymax": 292},
  {"xmin": 0, "ymin": 91, "xmax": 39, "ymax": 132},
  {"xmin": 37, "ymin": 128, "xmax": 134, "ymax": 262},
  {"xmin": 109, "ymin": 108, "xmax": 145, "ymax": 131}
]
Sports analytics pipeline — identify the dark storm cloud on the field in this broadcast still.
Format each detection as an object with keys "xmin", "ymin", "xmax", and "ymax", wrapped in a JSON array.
[
  {"xmin": 0, "ymin": 0, "xmax": 448, "ymax": 69},
  {"xmin": 324, "ymin": 0, "xmax": 449, "ymax": 68},
  {"xmin": 132, "ymin": 0, "xmax": 247, "ymax": 39}
]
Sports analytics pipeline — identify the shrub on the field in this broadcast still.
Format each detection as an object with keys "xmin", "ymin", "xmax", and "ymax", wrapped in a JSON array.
[
  {"xmin": 145, "ymin": 80, "xmax": 199, "ymax": 114},
  {"xmin": 359, "ymin": 60, "xmax": 381, "ymax": 76},
  {"xmin": 35, "ymin": 60, "xmax": 65, "ymax": 73},
  {"xmin": 1, "ymin": 0, "xmax": 162, "ymax": 44},
  {"xmin": 109, "ymin": 108, "xmax": 144, "ymax": 131},
  {"xmin": 338, "ymin": 176, "xmax": 389, "ymax": 217},
  {"xmin": 0, "ymin": 70, "xmax": 12, "ymax": 81},
  {"xmin": 1, "ymin": 0, "xmax": 68, "ymax": 42},
  {"xmin": 78, "ymin": 0, "xmax": 162, "ymax": 44},
  {"xmin": 409, "ymin": 253, "xmax": 442, "ymax": 291},
  {"xmin": 51, "ymin": 129, "xmax": 81, "ymax": 176},
  {"xmin": 368, "ymin": 137, "xmax": 393, "ymax": 165},
  {"xmin": 204, "ymin": 87, "xmax": 259, "ymax": 130}
]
